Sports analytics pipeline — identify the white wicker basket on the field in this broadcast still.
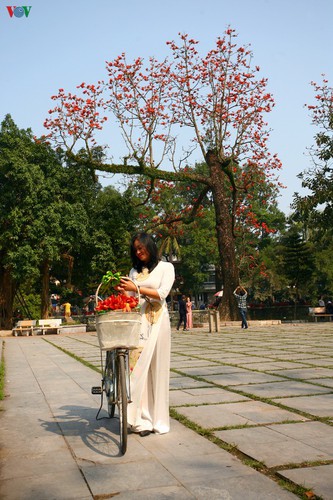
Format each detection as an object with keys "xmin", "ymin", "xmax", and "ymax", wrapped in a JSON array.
[
  {"xmin": 95, "ymin": 311, "xmax": 141, "ymax": 350},
  {"xmin": 95, "ymin": 277, "xmax": 141, "ymax": 351}
]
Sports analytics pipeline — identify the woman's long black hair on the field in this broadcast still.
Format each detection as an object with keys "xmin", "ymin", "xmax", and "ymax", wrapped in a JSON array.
[{"xmin": 130, "ymin": 232, "xmax": 160, "ymax": 273}]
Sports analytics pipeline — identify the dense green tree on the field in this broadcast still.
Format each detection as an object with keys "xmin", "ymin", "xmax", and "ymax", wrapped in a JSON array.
[
  {"xmin": 251, "ymin": 241, "xmax": 289, "ymax": 302},
  {"xmin": 1, "ymin": 116, "xmax": 94, "ymax": 326},
  {"xmin": 0, "ymin": 115, "xmax": 65, "ymax": 326},
  {"xmin": 279, "ymin": 228, "xmax": 315, "ymax": 301}
]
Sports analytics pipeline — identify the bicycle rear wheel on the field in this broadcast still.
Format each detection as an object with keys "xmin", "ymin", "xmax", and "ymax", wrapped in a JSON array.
[
  {"xmin": 104, "ymin": 350, "xmax": 116, "ymax": 418},
  {"xmin": 117, "ymin": 353, "xmax": 128, "ymax": 454}
]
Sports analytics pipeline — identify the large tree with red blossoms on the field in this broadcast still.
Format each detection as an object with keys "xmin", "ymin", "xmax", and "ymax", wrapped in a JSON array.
[{"xmin": 44, "ymin": 29, "xmax": 282, "ymax": 319}]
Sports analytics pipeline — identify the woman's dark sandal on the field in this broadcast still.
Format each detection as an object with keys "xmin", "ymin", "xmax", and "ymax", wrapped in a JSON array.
[
  {"xmin": 128, "ymin": 427, "xmax": 152, "ymax": 437},
  {"xmin": 139, "ymin": 430, "xmax": 152, "ymax": 437}
]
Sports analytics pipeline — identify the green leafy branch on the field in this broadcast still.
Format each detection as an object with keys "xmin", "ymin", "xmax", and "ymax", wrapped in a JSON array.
[{"xmin": 101, "ymin": 270, "xmax": 122, "ymax": 287}]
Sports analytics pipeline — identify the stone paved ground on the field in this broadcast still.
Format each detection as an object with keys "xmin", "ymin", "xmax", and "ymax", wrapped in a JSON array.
[{"xmin": 1, "ymin": 322, "xmax": 333, "ymax": 498}]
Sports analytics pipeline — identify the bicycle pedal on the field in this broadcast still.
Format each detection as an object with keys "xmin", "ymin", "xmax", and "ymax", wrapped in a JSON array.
[{"xmin": 91, "ymin": 386, "xmax": 102, "ymax": 395}]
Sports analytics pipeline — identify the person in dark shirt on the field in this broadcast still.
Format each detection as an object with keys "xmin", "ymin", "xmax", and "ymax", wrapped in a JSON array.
[
  {"xmin": 177, "ymin": 295, "xmax": 188, "ymax": 331},
  {"xmin": 326, "ymin": 300, "xmax": 333, "ymax": 315}
]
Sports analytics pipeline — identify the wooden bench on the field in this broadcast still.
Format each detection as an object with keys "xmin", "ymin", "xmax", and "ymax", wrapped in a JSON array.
[
  {"xmin": 12, "ymin": 320, "xmax": 36, "ymax": 336},
  {"xmin": 309, "ymin": 307, "xmax": 333, "ymax": 322},
  {"xmin": 37, "ymin": 318, "xmax": 62, "ymax": 335}
]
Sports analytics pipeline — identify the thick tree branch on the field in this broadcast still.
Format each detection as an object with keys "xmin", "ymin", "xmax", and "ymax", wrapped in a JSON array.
[{"xmin": 68, "ymin": 150, "xmax": 211, "ymax": 186}]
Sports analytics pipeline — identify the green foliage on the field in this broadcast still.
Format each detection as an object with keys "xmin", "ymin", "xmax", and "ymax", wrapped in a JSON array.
[
  {"xmin": 252, "ymin": 242, "xmax": 289, "ymax": 301},
  {"xmin": 71, "ymin": 186, "xmax": 136, "ymax": 295},
  {"xmin": 294, "ymin": 80, "xmax": 333, "ymax": 229},
  {"xmin": 278, "ymin": 229, "xmax": 315, "ymax": 300},
  {"xmin": 13, "ymin": 293, "xmax": 41, "ymax": 320},
  {"xmin": 177, "ymin": 209, "xmax": 220, "ymax": 294},
  {"xmin": 0, "ymin": 115, "xmax": 87, "ymax": 280},
  {"xmin": 101, "ymin": 270, "xmax": 122, "ymax": 285},
  {"xmin": 307, "ymin": 231, "xmax": 333, "ymax": 301}
]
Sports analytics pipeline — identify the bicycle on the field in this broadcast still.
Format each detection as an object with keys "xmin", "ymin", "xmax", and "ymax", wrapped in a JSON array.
[
  {"xmin": 92, "ymin": 346, "xmax": 131, "ymax": 454},
  {"xmin": 91, "ymin": 276, "xmax": 141, "ymax": 455}
]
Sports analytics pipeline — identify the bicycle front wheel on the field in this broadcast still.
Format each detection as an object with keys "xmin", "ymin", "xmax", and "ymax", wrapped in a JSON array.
[
  {"xmin": 105, "ymin": 350, "xmax": 116, "ymax": 418},
  {"xmin": 117, "ymin": 353, "xmax": 128, "ymax": 454}
]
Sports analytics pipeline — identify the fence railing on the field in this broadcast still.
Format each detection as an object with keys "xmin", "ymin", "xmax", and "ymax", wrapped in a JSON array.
[{"xmin": 74, "ymin": 305, "xmax": 315, "ymax": 332}]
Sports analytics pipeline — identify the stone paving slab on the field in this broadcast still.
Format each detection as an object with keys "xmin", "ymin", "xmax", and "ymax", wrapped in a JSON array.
[
  {"xmin": 272, "ymin": 393, "xmax": 333, "ymax": 417},
  {"xmin": 214, "ymin": 425, "xmax": 333, "ymax": 468},
  {"xmin": 303, "ymin": 358, "xmax": 333, "ymax": 367},
  {"xmin": 273, "ymin": 353, "xmax": 329, "ymax": 360},
  {"xmin": 310, "ymin": 378, "xmax": 333, "ymax": 388},
  {"xmin": 265, "ymin": 421, "xmax": 333, "ymax": 454},
  {"xmin": 279, "ymin": 464, "xmax": 333, "ymax": 500},
  {"xmin": 268, "ymin": 367, "xmax": 333, "ymax": 379},
  {"xmin": 235, "ymin": 361, "xmax": 311, "ymax": 371},
  {"xmin": 100, "ymin": 485, "xmax": 195, "ymax": 499},
  {"xmin": 170, "ymin": 358, "xmax": 218, "ymax": 368},
  {"xmin": 82, "ymin": 459, "xmax": 181, "ymax": 496},
  {"xmin": 169, "ymin": 376, "xmax": 214, "ymax": 390},
  {"xmin": 201, "ymin": 371, "xmax": 284, "ymax": 386},
  {"xmin": 0, "ymin": 470, "xmax": 92, "ymax": 500},
  {"xmin": 235, "ymin": 380, "xmax": 332, "ymax": 397},
  {"xmin": 169, "ymin": 387, "xmax": 250, "ymax": 406},
  {"xmin": 175, "ymin": 400, "xmax": 306, "ymax": 429},
  {"xmin": 176, "ymin": 365, "xmax": 248, "ymax": 376}
]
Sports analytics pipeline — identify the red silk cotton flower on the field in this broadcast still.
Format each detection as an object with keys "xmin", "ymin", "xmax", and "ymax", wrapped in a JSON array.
[{"xmin": 95, "ymin": 294, "xmax": 139, "ymax": 313}]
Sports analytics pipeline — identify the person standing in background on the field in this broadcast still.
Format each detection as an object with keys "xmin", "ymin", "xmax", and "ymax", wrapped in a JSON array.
[
  {"xmin": 62, "ymin": 301, "xmax": 72, "ymax": 320},
  {"xmin": 177, "ymin": 295, "xmax": 187, "ymax": 331},
  {"xmin": 186, "ymin": 296, "xmax": 193, "ymax": 329},
  {"xmin": 233, "ymin": 286, "xmax": 248, "ymax": 329}
]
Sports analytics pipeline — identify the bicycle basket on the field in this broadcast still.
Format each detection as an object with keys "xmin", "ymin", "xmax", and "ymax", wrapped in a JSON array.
[
  {"xmin": 96, "ymin": 311, "xmax": 141, "ymax": 350},
  {"xmin": 95, "ymin": 277, "xmax": 141, "ymax": 351}
]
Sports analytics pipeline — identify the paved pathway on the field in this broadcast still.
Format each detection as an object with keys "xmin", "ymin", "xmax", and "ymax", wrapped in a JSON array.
[{"xmin": 1, "ymin": 323, "xmax": 333, "ymax": 498}]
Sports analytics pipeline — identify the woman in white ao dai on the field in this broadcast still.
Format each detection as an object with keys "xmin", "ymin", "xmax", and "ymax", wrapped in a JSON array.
[{"xmin": 117, "ymin": 233, "xmax": 175, "ymax": 436}]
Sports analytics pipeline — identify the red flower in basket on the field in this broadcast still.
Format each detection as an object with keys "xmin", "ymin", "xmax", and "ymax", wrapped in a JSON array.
[{"xmin": 95, "ymin": 293, "xmax": 139, "ymax": 314}]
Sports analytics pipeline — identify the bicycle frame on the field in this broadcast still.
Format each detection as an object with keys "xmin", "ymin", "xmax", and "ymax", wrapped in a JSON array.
[{"xmin": 101, "ymin": 348, "xmax": 132, "ymax": 404}]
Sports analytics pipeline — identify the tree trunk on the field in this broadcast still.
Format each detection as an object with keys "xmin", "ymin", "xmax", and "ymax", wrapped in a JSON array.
[
  {"xmin": 40, "ymin": 260, "xmax": 50, "ymax": 319},
  {"xmin": 207, "ymin": 154, "xmax": 240, "ymax": 321},
  {"xmin": 0, "ymin": 264, "xmax": 15, "ymax": 329}
]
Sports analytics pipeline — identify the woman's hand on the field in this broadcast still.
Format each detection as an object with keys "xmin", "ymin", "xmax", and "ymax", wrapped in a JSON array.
[
  {"xmin": 116, "ymin": 277, "xmax": 161, "ymax": 301},
  {"xmin": 115, "ymin": 278, "xmax": 137, "ymax": 294}
]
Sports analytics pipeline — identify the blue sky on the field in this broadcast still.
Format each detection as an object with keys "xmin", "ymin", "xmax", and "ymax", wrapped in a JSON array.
[{"xmin": 1, "ymin": 0, "xmax": 332, "ymax": 213}]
